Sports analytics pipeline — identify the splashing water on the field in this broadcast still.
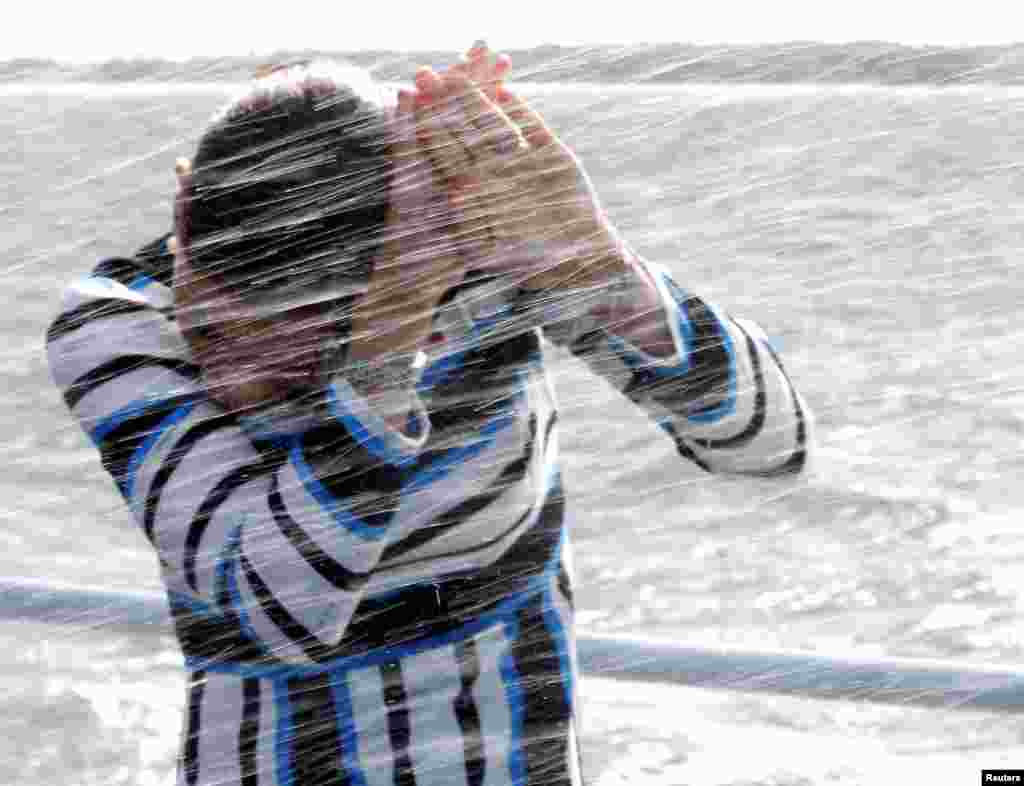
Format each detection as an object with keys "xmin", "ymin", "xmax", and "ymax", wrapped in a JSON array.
[{"xmin": 4, "ymin": 45, "xmax": 1024, "ymax": 784}]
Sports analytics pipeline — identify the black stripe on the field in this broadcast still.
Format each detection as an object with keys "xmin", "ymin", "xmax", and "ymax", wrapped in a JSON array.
[
  {"xmin": 240, "ymin": 550, "xmax": 331, "ymax": 662},
  {"xmin": 377, "ymin": 411, "xmax": 551, "ymax": 570},
  {"xmin": 380, "ymin": 660, "xmax": 417, "ymax": 786},
  {"xmin": 64, "ymin": 354, "xmax": 199, "ymax": 410},
  {"xmin": 91, "ymin": 256, "xmax": 146, "ymax": 286},
  {"xmin": 747, "ymin": 340, "xmax": 809, "ymax": 478},
  {"xmin": 378, "ymin": 474, "xmax": 534, "ymax": 572},
  {"xmin": 567, "ymin": 326, "xmax": 603, "ymax": 358},
  {"xmin": 184, "ymin": 465, "xmax": 259, "ymax": 592},
  {"xmin": 454, "ymin": 639, "xmax": 485, "ymax": 786},
  {"xmin": 660, "ymin": 420, "xmax": 713, "ymax": 472},
  {"xmin": 301, "ymin": 425, "xmax": 404, "ymax": 525},
  {"xmin": 183, "ymin": 669, "xmax": 206, "ymax": 786},
  {"xmin": 170, "ymin": 593, "xmax": 268, "ymax": 667},
  {"xmin": 269, "ymin": 473, "xmax": 371, "ymax": 592},
  {"xmin": 379, "ymin": 436, "xmax": 534, "ymax": 563},
  {"xmin": 239, "ymin": 678, "xmax": 261, "ymax": 786},
  {"xmin": 47, "ymin": 298, "xmax": 150, "ymax": 344},
  {"xmin": 200, "ymin": 473, "xmax": 567, "ymax": 666},
  {"xmin": 134, "ymin": 234, "xmax": 176, "ymax": 286},
  {"xmin": 287, "ymin": 673, "xmax": 349, "ymax": 786},
  {"xmin": 143, "ymin": 413, "xmax": 231, "ymax": 546},
  {"xmin": 96, "ymin": 397, "xmax": 196, "ymax": 498},
  {"xmin": 556, "ymin": 562, "xmax": 574, "ymax": 611},
  {"xmin": 606, "ymin": 290, "xmax": 734, "ymax": 421},
  {"xmin": 690, "ymin": 320, "xmax": 767, "ymax": 450},
  {"xmin": 510, "ymin": 595, "xmax": 573, "ymax": 786},
  {"xmin": 417, "ymin": 330, "xmax": 539, "ymax": 436}
]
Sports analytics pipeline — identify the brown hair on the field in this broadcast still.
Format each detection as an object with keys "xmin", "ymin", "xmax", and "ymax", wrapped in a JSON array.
[{"xmin": 179, "ymin": 61, "xmax": 392, "ymax": 295}]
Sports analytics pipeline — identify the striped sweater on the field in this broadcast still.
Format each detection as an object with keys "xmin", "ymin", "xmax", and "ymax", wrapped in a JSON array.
[{"xmin": 46, "ymin": 236, "xmax": 813, "ymax": 786}]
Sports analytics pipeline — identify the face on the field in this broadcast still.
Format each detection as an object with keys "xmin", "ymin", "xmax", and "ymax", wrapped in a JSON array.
[
  {"xmin": 175, "ymin": 244, "xmax": 348, "ymax": 413},
  {"xmin": 174, "ymin": 158, "xmax": 360, "ymax": 413}
]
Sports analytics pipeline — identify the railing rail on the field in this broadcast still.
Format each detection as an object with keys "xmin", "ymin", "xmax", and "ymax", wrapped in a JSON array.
[{"xmin": 5, "ymin": 576, "xmax": 1024, "ymax": 713}]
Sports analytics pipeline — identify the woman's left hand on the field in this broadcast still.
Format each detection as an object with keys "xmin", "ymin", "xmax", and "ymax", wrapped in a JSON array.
[{"xmin": 412, "ymin": 69, "xmax": 628, "ymax": 293}]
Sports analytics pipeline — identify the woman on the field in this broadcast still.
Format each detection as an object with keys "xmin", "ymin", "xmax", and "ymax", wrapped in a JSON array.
[{"xmin": 47, "ymin": 44, "xmax": 813, "ymax": 786}]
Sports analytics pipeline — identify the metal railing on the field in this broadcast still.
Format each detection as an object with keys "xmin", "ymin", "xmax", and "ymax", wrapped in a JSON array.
[{"xmin": 5, "ymin": 576, "xmax": 1023, "ymax": 713}]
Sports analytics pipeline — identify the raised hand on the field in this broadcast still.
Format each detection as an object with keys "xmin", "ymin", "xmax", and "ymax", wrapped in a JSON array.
[
  {"xmin": 414, "ymin": 69, "xmax": 627, "ymax": 293},
  {"xmin": 347, "ymin": 88, "xmax": 468, "ymax": 362},
  {"xmin": 347, "ymin": 42, "xmax": 515, "ymax": 363},
  {"xmin": 420, "ymin": 41, "xmax": 512, "ymax": 103}
]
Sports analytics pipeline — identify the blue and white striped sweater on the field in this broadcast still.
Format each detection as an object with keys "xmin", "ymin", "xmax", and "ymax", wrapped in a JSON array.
[{"xmin": 47, "ymin": 240, "xmax": 812, "ymax": 786}]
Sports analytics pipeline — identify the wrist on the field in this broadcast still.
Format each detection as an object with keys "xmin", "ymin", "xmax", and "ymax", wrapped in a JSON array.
[
  {"xmin": 332, "ymin": 350, "xmax": 426, "ymax": 433},
  {"xmin": 611, "ymin": 259, "xmax": 678, "ymax": 359},
  {"xmin": 349, "ymin": 295, "xmax": 436, "ymax": 359},
  {"xmin": 344, "ymin": 351, "xmax": 422, "ymax": 395},
  {"xmin": 518, "ymin": 225, "xmax": 630, "ymax": 292}
]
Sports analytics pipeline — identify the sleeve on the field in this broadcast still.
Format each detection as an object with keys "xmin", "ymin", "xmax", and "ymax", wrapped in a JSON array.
[
  {"xmin": 46, "ymin": 263, "xmax": 432, "ymax": 664},
  {"xmin": 534, "ymin": 259, "xmax": 815, "ymax": 479}
]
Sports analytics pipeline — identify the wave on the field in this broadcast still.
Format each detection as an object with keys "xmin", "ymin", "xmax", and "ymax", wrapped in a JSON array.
[{"xmin": 6, "ymin": 42, "xmax": 1024, "ymax": 86}]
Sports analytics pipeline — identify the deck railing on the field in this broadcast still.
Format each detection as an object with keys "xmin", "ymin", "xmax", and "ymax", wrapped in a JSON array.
[{"xmin": 5, "ymin": 576, "xmax": 1023, "ymax": 713}]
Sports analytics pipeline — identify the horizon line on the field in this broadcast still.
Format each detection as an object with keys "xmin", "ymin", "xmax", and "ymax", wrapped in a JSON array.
[{"xmin": 7, "ymin": 38, "xmax": 1024, "ymax": 65}]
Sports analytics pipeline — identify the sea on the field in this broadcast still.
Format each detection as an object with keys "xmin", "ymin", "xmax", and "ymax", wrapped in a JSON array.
[{"xmin": 2, "ymin": 75, "xmax": 1023, "ymax": 785}]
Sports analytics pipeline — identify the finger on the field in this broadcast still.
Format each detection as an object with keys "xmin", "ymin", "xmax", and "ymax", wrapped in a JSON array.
[
  {"xmin": 467, "ymin": 39, "xmax": 489, "ymax": 59},
  {"xmin": 478, "ymin": 52, "xmax": 512, "ymax": 101},
  {"xmin": 415, "ymin": 90, "xmax": 475, "ymax": 180},
  {"xmin": 414, "ymin": 102, "xmax": 475, "ymax": 194},
  {"xmin": 446, "ymin": 75, "xmax": 527, "ymax": 159},
  {"xmin": 175, "ymin": 157, "xmax": 193, "ymax": 194},
  {"xmin": 414, "ymin": 66, "xmax": 444, "ymax": 106},
  {"xmin": 174, "ymin": 159, "xmax": 195, "ymax": 264},
  {"xmin": 464, "ymin": 44, "xmax": 511, "ymax": 101},
  {"xmin": 387, "ymin": 93, "xmax": 449, "ymax": 235},
  {"xmin": 466, "ymin": 40, "xmax": 491, "ymax": 85},
  {"xmin": 493, "ymin": 54, "xmax": 511, "ymax": 86},
  {"xmin": 494, "ymin": 88, "xmax": 554, "ymax": 147}
]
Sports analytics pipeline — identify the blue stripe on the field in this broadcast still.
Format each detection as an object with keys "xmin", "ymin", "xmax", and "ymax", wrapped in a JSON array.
[
  {"xmin": 329, "ymin": 306, "xmax": 514, "ymax": 462},
  {"xmin": 606, "ymin": 334, "xmax": 689, "ymax": 379},
  {"xmin": 418, "ymin": 348, "xmax": 468, "ymax": 392},
  {"xmin": 127, "ymin": 274, "xmax": 155, "ymax": 291},
  {"xmin": 611, "ymin": 268, "xmax": 739, "ymax": 424},
  {"xmin": 329, "ymin": 669, "xmax": 369, "ymax": 786},
  {"xmin": 405, "ymin": 409, "xmax": 422, "ymax": 438},
  {"xmin": 606, "ymin": 274, "xmax": 697, "ymax": 378},
  {"xmin": 289, "ymin": 441, "xmax": 390, "ymax": 542},
  {"xmin": 403, "ymin": 410, "xmax": 517, "ymax": 495},
  {"xmin": 418, "ymin": 308, "xmax": 510, "ymax": 392},
  {"xmin": 500, "ymin": 616, "xmax": 527, "ymax": 786},
  {"xmin": 215, "ymin": 525, "xmax": 267, "ymax": 652},
  {"xmin": 658, "ymin": 270, "xmax": 738, "ymax": 422},
  {"xmin": 124, "ymin": 402, "xmax": 195, "ymax": 501},
  {"xmin": 273, "ymin": 678, "xmax": 296, "ymax": 786},
  {"xmin": 326, "ymin": 383, "xmax": 417, "ymax": 467},
  {"xmin": 659, "ymin": 273, "xmax": 698, "ymax": 350},
  {"xmin": 168, "ymin": 589, "xmax": 221, "ymax": 620},
  {"xmin": 90, "ymin": 395, "xmax": 196, "ymax": 445}
]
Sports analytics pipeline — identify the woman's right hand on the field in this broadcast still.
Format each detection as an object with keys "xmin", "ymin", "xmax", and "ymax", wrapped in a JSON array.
[
  {"xmin": 347, "ymin": 87, "xmax": 464, "ymax": 363},
  {"xmin": 347, "ymin": 44, "xmax": 513, "ymax": 364}
]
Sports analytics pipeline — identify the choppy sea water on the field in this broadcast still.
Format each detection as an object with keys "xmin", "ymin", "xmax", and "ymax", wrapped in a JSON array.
[{"xmin": 3, "ymin": 81, "xmax": 1024, "ymax": 784}]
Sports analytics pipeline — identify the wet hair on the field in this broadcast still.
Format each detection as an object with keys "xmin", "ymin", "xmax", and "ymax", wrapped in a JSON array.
[{"xmin": 180, "ymin": 61, "xmax": 392, "ymax": 295}]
